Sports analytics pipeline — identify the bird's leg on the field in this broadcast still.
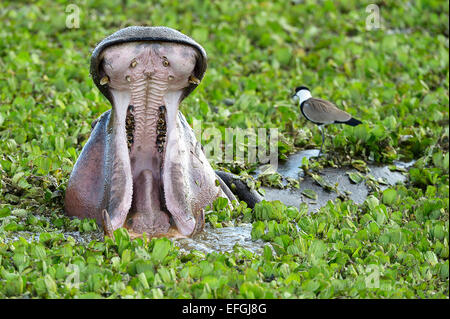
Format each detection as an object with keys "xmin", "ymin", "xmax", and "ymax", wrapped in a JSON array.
[{"xmin": 318, "ymin": 125, "xmax": 325, "ymax": 157}]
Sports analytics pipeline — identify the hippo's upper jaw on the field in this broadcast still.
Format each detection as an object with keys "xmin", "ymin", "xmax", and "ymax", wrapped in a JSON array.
[{"xmin": 64, "ymin": 27, "xmax": 230, "ymax": 238}]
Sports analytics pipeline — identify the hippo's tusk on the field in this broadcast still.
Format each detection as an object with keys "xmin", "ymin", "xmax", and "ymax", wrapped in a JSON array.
[
  {"xmin": 102, "ymin": 209, "xmax": 115, "ymax": 240},
  {"xmin": 188, "ymin": 75, "xmax": 200, "ymax": 85}
]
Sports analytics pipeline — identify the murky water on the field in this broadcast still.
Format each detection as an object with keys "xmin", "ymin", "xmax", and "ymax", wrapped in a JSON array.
[
  {"xmin": 1, "ymin": 149, "xmax": 414, "ymax": 254},
  {"xmin": 261, "ymin": 149, "xmax": 415, "ymax": 212},
  {"xmin": 175, "ymin": 223, "xmax": 266, "ymax": 254}
]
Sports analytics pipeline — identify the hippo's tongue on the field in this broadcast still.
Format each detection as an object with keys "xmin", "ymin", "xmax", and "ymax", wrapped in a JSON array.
[{"xmin": 126, "ymin": 169, "xmax": 170, "ymax": 234}]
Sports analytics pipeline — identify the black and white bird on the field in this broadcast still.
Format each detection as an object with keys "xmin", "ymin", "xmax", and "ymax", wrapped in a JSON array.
[{"xmin": 292, "ymin": 86, "xmax": 362, "ymax": 155}]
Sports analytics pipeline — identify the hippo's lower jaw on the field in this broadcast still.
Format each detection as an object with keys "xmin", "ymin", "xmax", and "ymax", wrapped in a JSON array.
[
  {"xmin": 104, "ymin": 88, "xmax": 204, "ymax": 238},
  {"xmin": 65, "ymin": 41, "xmax": 228, "ymax": 238}
]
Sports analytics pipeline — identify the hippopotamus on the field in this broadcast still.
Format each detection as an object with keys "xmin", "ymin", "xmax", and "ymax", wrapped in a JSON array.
[{"xmin": 64, "ymin": 26, "xmax": 262, "ymax": 239}]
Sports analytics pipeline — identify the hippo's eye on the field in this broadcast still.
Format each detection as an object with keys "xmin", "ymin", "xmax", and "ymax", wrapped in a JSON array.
[
  {"xmin": 130, "ymin": 59, "xmax": 137, "ymax": 68},
  {"xmin": 162, "ymin": 58, "xmax": 170, "ymax": 67}
]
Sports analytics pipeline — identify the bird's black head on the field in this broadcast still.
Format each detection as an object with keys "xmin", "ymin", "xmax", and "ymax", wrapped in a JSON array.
[{"xmin": 295, "ymin": 86, "xmax": 310, "ymax": 93}]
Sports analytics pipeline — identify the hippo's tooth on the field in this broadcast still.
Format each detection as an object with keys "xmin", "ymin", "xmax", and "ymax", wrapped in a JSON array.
[
  {"xmin": 102, "ymin": 209, "xmax": 115, "ymax": 240},
  {"xmin": 125, "ymin": 106, "xmax": 135, "ymax": 152},
  {"xmin": 155, "ymin": 105, "xmax": 167, "ymax": 152},
  {"xmin": 188, "ymin": 75, "xmax": 200, "ymax": 85},
  {"xmin": 100, "ymin": 76, "xmax": 109, "ymax": 85}
]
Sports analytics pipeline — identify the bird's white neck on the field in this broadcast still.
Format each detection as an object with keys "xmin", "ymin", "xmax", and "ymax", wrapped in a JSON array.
[{"xmin": 297, "ymin": 90, "xmax": 312, "ymax": 105}]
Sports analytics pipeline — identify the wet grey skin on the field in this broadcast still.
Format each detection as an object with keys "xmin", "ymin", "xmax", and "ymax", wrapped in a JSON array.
[
  {"xmin": 292, "ymin": 86, "xmax": 362, "ymax": 155},
  {"xmin": 64, "ymin": 27, "xmax": 261, "ymax": 239}
]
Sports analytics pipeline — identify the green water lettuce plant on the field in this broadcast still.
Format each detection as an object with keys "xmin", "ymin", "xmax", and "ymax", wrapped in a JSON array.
[{"xmin": 0, "ymin": 0, "xmax": 448, "ymax": 298}]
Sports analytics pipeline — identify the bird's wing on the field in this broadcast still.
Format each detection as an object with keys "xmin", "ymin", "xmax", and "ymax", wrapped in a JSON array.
[{"xmin": 302, "ymin": 98, "xmax": 351, "ymax": 124}]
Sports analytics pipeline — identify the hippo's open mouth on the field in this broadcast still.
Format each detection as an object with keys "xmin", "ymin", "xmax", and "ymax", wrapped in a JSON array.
[
  {"xmin": 98, "ymin": 41, "xmax": 206, "ymax": 237},
  {"xmin": 64, "ymin": 27, "xmax": 233, "ymax": 239}
]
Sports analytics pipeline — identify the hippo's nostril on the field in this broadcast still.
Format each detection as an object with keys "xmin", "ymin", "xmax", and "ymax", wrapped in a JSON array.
[
  {"xmin": 125, "ymin": 75, "xmax": 131, "ymax": 82},
  {"xmin": 168, "ymin": 75, "xmax": 174, "ymax": 81}
]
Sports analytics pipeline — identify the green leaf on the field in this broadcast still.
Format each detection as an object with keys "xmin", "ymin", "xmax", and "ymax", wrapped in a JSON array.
[
  {"xmin": 151, "ymin": 239, "xmax": 171, "ymax": 263},
  {"xmin": 347, "ymin": 172, "xmax": 364, "ymax": 184},
  {"xmin": 424, "ymin": 251, "xmax": 438, "ymax": 266},
  {"xmin": 137, "ymin": 272, "xmax": 150, "ymax": 289},
  {"xmin": 382, "ymin": 189, "xmax": 397, "ymax": 206},
  {"xmin": 263, "ymin": 245, "xmax": 273, "ymax": 261},
  {"xmin": 44, "ymin": 274, "xmax": 57, "ymax": 294},
  {"xmin": 365, "ymin": 195, "xmax": 379, "ymax": 211},
  {"xmin": 114, "ymin": 228, "xmax": 131, "ymax": 256},
  {"xmin": 0, "ymin": 207, "xmax": 11, "ymax": 218},
  {"xmin": 309, "ymin": 240, "xmax": 327, "ymax": 260},
  {"xmin": 440, "ymin": 261, "xmax": 449, "ymax": 280},
  {"xmin": 5, "ymin": 274, "xmax": 23, "ymax": 296},
  {"xmin": 302, "ymin": 189, "xmax": 318, "ymax": 200}
]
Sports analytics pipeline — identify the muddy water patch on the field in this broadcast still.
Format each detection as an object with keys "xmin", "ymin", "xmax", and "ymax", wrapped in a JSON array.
[
  {"xmin": 260, "ymin": 150, "xmax": 414, "ymax": 212},
  {"xmin": 175, "ymin": 223, "xmax": 266, "ymax": 254}
]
